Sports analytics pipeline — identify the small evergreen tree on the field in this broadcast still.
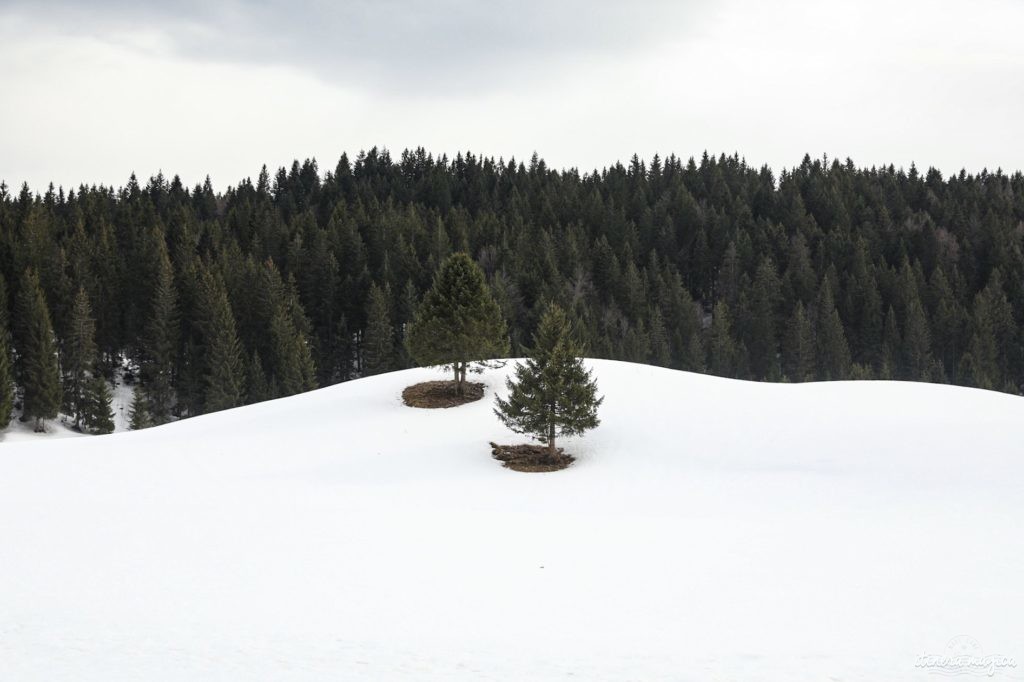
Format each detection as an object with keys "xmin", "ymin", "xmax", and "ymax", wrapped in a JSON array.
[
  {"xmin": 15, "ymin": 269, "xmax": 61, "ymax": 431},
  {"xmin": 494, "ymin": 303, "xmax": 602, "ymax": 456},
  {"xmin": 128, "ymin": 389, "xmax": 153, "ymax": 430},
  {"xmin": 406, "ymin": 252, "xmax": 509, "ymax": 394},
  {"xmin": 80, "ymin": 375, "xmax": 115, "ymax": 434}
]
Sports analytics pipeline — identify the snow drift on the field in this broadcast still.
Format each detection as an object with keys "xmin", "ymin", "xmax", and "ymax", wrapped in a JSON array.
[{"xmin": 1, "ymin": 360, "xmax": 1022, "ymax": 681}]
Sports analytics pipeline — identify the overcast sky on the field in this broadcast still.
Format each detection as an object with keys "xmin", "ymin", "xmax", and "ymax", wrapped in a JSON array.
[{"xmin": 2, "ymin": 0, "xmax": 1023, "ymax": 192}]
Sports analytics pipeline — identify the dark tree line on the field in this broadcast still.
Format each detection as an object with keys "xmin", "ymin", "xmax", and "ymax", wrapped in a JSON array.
[{"xmin": 1, "ymin": 148, "xmax": 1023, "ymax": 430}]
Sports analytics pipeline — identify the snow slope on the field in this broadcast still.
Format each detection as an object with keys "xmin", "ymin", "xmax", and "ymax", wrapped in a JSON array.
[{"xmin": 1, "ymin": 360, "xmax": 1022, "ymax": 681}]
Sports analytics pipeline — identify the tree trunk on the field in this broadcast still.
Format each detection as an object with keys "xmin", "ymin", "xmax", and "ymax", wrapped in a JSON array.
[
  {"xmin": 34, "ymin": 417, "xmax": 44, "ymax": 433},
  {"xmin": 454, "ymin": 361, "xmax": 464, "ymax": 396},
  {"xmin": 548, "ymin": 423, "xmax": 556, "ymax": 457}
]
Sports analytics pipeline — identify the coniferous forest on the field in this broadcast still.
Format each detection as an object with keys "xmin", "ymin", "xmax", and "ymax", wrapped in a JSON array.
[{"xmin": 1, "ymin": 148, "xmax": 1023, "ymax": 430}]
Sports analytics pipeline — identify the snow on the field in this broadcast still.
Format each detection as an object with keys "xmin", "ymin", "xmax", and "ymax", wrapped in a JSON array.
[{"xmin": 1, "ymin": 360, "xmax": 1022, "ymax": 681}]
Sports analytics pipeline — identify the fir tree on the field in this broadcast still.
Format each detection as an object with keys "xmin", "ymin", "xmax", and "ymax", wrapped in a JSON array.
[
  {"xmin": 814, "ymin": 280, "xmax": 851, "ymax": 381},
  {"xmin": 15, "ymin": 269, "xmax": 61, "ymax": 431},
  {"xmin": 80, "ymin": 375, "xmax": 115, "ymax": 434},
  {"xmin": 62, "ymin": 287, "xmax": 99, "ymax": 430},
  {"xmin": 708, "ymin": 301, "xmax": 738, "ymax": 377},
  {"xmin": 494, "ymin": 303, "xmax": 602, "ymax": 456},
  {"xmin": 246, "ymin": 350, "xmax": 272, "ymax": 404},
  {"xmin": 0, "ymin": 319, "xmax": 13, "ymax": 429},
  {"xmin": 196, "ymin": 270, "xmax": 245, "ymax": 413},
  {"xmin": 362, "ymin": 283, "xmax": 395, "ymax": 376},
  {"xmin": 406, "ymin": 252, "xmax": 509, "ymax": 394},
  {"xmin": 141, "ymin": 242, "xmax": 178, "ymax": 423},
  {"xmin": 128, "ymin": 389, "xmax": 153, "ymax": 430},
  {"xmin": 647, "ymin": 306, "xmax": 671, "ymax": 367},
  {"xmin": 784, "ymin": 302, "xmax": 815, "ymax": 382}
]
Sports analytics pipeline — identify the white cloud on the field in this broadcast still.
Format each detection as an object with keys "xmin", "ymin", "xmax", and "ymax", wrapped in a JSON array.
[{"xmin": 1, "ymin": 0, "xmax": 1022, "ymax": 193}]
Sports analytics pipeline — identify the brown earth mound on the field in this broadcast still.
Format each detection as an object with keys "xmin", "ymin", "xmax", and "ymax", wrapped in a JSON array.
[
  {"xmin": 402, "ymin": 380, "xmax": 484, "ymax": 408},
  {"xmin": 490, "ymin": 442, "xmax": 575, "ymax": 472}
]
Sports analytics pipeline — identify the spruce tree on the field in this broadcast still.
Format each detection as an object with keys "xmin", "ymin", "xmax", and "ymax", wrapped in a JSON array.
[
  {"xmin": 647, "ymin": 307, "xmax": 671, "ymax": 367},
  {"xmin": 141, "ymin": 243, "xmax": 178, "ymax": 423},
  {"xmin": 197, "ymin": 270, "xmax": 245, "ymax": 413},
  {"xmin": 0, "ymin": 319, "xmax": 13, "ymax": 429},
  {"xmin": 708, "ymin": 301, "xmax": 737, "ymax": 378},
  {"xmin": 15, "ymin": 269, "xmax": 61, "ymax": 431},
  {"xmin": 62, "ymin": 287, "xmax": 99, "ymax": 430},
  {"xmin": 494, "ymin": 303, "xmax": 602, "ymax": 456},
  {"xmin": 80, "ymin": 375, "xmax": 115, "ymax": 434},
  {"xmin": 128, "ymin": 389, "xmax": 153, "ymax": 430},
  {"xmin": 784, "ymin": 302, "xmax": 815, "ymax": 382},
  {"xmin": 406, "ymin": 252, "xmax": 509, "ymax": 394},
  {"xmin": 749, "ymin": 256, "xmax": 782, "ymax": 380},
  {"xmin": 814, "ymin": 280, "xmax": 851, "ymax": 381},
  {"xmin": 362, "ymin": 283, "xmax": 395, "ymax": 376},
  {"xmin": 0, "ymin": 274, "xmax": 12, "ymax": 429}
]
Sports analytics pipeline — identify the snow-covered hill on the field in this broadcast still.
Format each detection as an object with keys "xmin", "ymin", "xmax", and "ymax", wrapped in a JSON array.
[{"xmin": 1, "ymin": 360, "xmax": 1022, "ymax": 681}]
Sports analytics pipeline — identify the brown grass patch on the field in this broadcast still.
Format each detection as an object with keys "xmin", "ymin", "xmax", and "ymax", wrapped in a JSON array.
[
  {"xmin": 402, "ymin": 380, "xmax": 484, "ymax": 408},
  {"xmin": 490, "ymin": 442, "xmax": 575, "ymax": 472}
]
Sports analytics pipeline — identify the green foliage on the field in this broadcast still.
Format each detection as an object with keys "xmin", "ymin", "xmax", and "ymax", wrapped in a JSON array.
[
  {"xmin": 3, "ymin": 149, "xmax": 1024, "ymax": 436},
  {"xmin": 405, "ymin": 252, "xmax": 509, "ymax": 393},
  {"xmin": 15, "ymin": 269, "xmax": 61, "ymax": 430},
  {"xmin": 62, "ymin": 287, "xmax": 99, "ymax": 428},
  {"xmin": 196, "ymin": 269, "xmax": 245, "ymax": 413},
  {"xmin": 362, "ymin": 283, "xmax": 395, "ymax": 376},
  {"xmin": 128, "ymin": 389, "xmax": 153, "ymax": 430},
  {"xmin": 141, "ymin": 238, "xmax": 179, "ymax": 423},
  {"xmin": 0, "ymin": 322, "xmax": 13, "ymax": 429},
  {"xmin": 784, "ymin": 302, "xmax": 815, "ymax": 382},
  {"xmin": 81, "ymin": 375, "xmax": 115, "ymax": 434},
  {"xmin": 494, "ymin": 303, "xmax": 602, "ymax": 454}
]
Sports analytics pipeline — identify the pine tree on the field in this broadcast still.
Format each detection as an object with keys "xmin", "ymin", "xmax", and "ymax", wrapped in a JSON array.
[
  {"xmin": 141, "ymin": 242, "xmax": 178, "ymax": 424},
  {"xmin": 362, "ymin": 283, "xmax": 395, "ymax": 376},
  {"xmin": 902, "ymin": 291, "xmax": 933, "ymax": 381},
  {"xmin": 62, "ymin": 287, "xmax": 99, "ymax": 429},
  {"xmin": 964, "ymin": 290, "xmax": 1000, "ymax": 390},
  {"xmin": 0, "ymin": 273, "xmax": 13, "ymax": 429},
  {"xmin": 406, "ymin": 252, "xmax": 509, "ymax": 394},
  {"xmin": 880, "ymin": 305, "xmax": 901, "ymax": 379},
  {"xmin": 15, "ymin": 269, "xmax": 61, "ymax": 431},
  {"xmin": 494, "ymin": 303, "xmax": 602, "ymax": 456},
  {"xmin": 708, "ymin": 301, "xmax": 737, "ymax": 377},
  {"xmin": 784, "ymin": 302, "xmax": 815, "ymax": 382},
  {"xmin": 246, "ymin": 350, "xmax": 272, "ymax": 404},
  {"xmin": 196, "ymin": 270, "xmax": 245, "ymax": 413},
  {"xmin": 0, "ymin": 319, "xmax": 13, "ymax": 429},
  {"xmin": 80, "ymin": 375, "xmax": 114, "ymax": 434},
  {"xmin": 128, "ymin": 389, "xmax": 153, "ymax": 430},
  {"xmin": 748, "ymin": 256, "xmax": 782, "ymax": 380},
  {"xmin": 647, "ymin": 306, "xmax": 671, "ymax": 367},
  {"xmin": 814, "ymin": 280, "xmax": 851, "ymax": 381}
]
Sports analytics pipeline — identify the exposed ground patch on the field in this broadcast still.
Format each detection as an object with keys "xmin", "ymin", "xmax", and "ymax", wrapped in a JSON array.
[
  {"xmin": 490, "ymin": 442, "xmax": 575, "ymax": 472},
  {"xmin": 402, "ymin": 381, "xmax": 484, "ymax": 408}
]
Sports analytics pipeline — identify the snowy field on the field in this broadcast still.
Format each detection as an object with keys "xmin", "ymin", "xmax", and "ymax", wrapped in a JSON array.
[{"xmin": 1, "ymin": 360, "xmax": 1022, "ymax": 681}]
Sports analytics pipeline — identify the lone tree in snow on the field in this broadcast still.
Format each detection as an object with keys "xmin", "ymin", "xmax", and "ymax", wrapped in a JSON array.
[
  {"xmin": 494, "ymin": 303, "xmax": 602, "ymax": 456},
  {"xmin": 406, "ymin": 252, "xmax": 509, "ymax": 395}
]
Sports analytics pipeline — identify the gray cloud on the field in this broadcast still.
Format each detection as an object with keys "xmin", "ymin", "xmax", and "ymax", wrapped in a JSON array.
[{"xmin": 0, "ymin": 0, "xmax": 705, "ymax": 92}]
